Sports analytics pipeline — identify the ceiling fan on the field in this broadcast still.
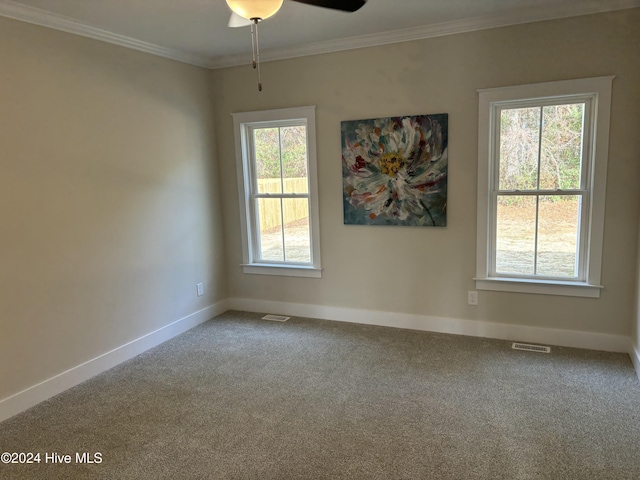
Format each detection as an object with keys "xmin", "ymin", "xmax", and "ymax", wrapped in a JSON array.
[{"xmin": 225, "ymin": 0, "xmax": 367, "ymax": 90}]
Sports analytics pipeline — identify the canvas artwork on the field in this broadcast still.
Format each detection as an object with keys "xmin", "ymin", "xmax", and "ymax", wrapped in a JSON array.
[{"xmin": 341, "ymin": 114, "xmax": 448, "ymax": 227}]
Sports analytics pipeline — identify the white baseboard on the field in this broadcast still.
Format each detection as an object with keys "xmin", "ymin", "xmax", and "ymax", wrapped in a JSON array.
[
  {"xmin": 228, "ymin": 297, "xmax": 631, "ymax": 354},
  {"xmin": 0, "ymin": 300, "xmax": 228, "ymax": 423},
  {"xmin": 631, "ymin": 344, "xmax": 640, "ymax": 381}
]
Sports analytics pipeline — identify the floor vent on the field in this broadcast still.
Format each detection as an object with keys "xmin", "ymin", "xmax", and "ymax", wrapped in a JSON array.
[
  {"xmin": 262, "ymin": 314, "xmax": 290, "ymax": 322},
  {"xmin": 512, "ymin": 342, "xmax": 551, "ymax": 353}
]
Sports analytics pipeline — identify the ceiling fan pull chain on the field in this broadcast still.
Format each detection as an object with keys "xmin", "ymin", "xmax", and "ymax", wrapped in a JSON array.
[
  {"xmin": 256, "ymin": 20, "xmax": 262, "ymax": 92},
  {"xmin": 249, "ymin": 19, "xmax": 262, "ymax": 91},
  {"xmin": 250, "ymin": 19, "xmax": 257, "ymax": 69}
]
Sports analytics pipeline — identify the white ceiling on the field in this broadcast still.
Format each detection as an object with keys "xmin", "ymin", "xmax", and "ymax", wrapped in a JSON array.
[{"xmin": 1, "ymin": 0, "xmax": 638, "ymax": 68}]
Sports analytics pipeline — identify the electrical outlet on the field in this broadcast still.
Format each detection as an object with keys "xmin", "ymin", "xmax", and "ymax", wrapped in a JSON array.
[
  {"xmin": 467, "ymin": 291, "xmax": 478, "ymax": 306},
  {"xmin": 197, "ymin": 283, "xmax": 204, "ymax": 297}
]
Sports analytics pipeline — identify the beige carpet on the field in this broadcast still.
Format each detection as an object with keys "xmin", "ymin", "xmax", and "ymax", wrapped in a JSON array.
[{"xmin": 1, "ymin": 310, "xmax": 639, "ymax": 479}]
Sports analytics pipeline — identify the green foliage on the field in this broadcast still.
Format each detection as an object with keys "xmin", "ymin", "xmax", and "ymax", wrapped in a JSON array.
[
  {"xmin": 254, "ymin": 126, "xmax": 308, "ymax": 179},
  {"xmin": 499, "ymin": 103, "xmax": 584, "ymax": 193}
]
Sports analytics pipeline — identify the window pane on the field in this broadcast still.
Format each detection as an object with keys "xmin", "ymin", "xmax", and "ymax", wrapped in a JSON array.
[
  {"xmin": 539, "ymin": 104, "xmax": 584, "ymax": 190},
  {"xmin": 499, "ymin": 107, "xmax": 540, "ymax": 191},
  {"xmin": 256, "ymin": 198, "xmax": 284, "ymax": 261},
  {"xmin": 281, "ymin": 126, "xmax": 309, "ymax": 194},
  {"xmin": 495, "ymin": 196, "xmax": 536, "ymax": 275},
  {"xmin": 254, "ymin": 128, "xmax": 282, "ymax": 194},
  {"xmin": 283, "ymin": 199, "xmax": 311, "ymax": 263},
  {"xmin": 537, "ymin": 195, "xmax": 580, "ymax": 277}
]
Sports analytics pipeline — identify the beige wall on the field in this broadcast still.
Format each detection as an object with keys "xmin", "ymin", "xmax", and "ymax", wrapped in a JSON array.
[
  {"xmin": 0, "ymin": 17, "xmax": 226, "ymax": 400},
  {"xmin": 212, "ymin": 9, "xmax": 640, "ymax": 336},
  {"xmin": 635, "ymin": 218, "xmax": 640, "ymax": 353}
]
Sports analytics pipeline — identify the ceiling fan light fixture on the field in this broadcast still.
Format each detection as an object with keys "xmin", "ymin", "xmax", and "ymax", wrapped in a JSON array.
[{"xmin": 225, "ymin": 0, "xmax": 284, "ymax": 20}]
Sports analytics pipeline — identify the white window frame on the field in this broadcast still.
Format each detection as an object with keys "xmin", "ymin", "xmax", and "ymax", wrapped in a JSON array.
[
  {"xmin": 475, "ymin": 76, "xmax": 614, "ymax": 298},
  {"xmin": 232, "ymin": 106, "xmax": 322, "ymax": 278}
]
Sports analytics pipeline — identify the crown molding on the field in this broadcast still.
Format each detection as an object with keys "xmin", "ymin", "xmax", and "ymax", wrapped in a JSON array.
[
  {"xmin": 209, "ymin": 0, "xmax": 640, "ymax": 68},
  {"xmin": 0, "ymin": 0, "xmax": 212, "ymax": 68},
  {"xmin": 1, "ymin": 0, "xmax": 639, "ymax": 70}
]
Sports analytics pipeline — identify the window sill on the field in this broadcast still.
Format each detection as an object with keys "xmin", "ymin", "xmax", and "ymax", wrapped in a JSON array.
[
  {"xmin": 474, "ymin": 277, "xmax": 602, "ymax": 298},
  {"xmin": 241, "ymin": 264, "xmax": 322, "ymax": 278}
]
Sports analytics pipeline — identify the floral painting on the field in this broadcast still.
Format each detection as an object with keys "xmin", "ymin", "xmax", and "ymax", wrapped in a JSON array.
[{"xmin": 341, "ymin": 114, "xmax": 448, "ymax": 227}]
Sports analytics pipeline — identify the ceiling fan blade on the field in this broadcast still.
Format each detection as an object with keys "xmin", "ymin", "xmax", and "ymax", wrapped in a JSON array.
[
  {"xmin": 290, "ymin": 0, "xmax": 367, "ymax": 13},
  {"xmin": 228, "ymin": 12, "xmax": 252, "ymax": 28}
]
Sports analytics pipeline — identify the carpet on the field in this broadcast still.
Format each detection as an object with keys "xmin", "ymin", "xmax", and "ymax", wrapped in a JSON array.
[{"xmin": 1, "ymin": 310, "xmax": 639, "ymax": 479}]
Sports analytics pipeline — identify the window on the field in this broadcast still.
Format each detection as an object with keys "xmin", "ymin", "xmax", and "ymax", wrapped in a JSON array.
[
  {"xmin": 475, "ymin": 77, "xmax": 613, "ymax": 297},
  {"xmin": 232, "ymin": 106, "xmax": 321, "ymax": 278}
]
